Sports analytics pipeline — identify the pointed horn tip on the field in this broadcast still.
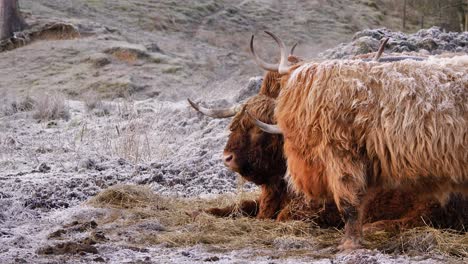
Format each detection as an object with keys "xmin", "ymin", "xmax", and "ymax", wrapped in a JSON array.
[
  {"xmin": 290, "ymin": 42, "xmax": 298, "ymax": 55},
  {"xmin": 187, "ymin": 98, "xmax": 199, "ymax": 111},
  {"xmin": 381, "ymin": 37, "xmax": 389, "ymax": 45},
  {"xmin": 263, "ymin": 31, "xmax": 278, "ymax": 41},
  {"xmin": 249, "ymin": 34, "xmax": 254, "ymax": 50}
]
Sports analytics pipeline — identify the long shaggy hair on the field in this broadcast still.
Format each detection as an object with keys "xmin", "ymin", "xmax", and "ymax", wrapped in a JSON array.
[
  {"xmin": 259, "ymin": 71, "xmax": 282, "ymax": 98},
  {"xmin": 276, "ymin": 55, "xmax": 468, "ymax": 208}
]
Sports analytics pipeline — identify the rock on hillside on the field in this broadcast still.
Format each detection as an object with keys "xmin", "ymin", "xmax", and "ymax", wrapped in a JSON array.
[{"xmin": 320, "ymin": 27, "xmax": 468, "ymax": 59}]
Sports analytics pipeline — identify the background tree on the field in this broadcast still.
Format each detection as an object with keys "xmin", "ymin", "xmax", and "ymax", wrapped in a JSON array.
[
  {"xmin": 0, "ymin": 0, "xmax": 27, "ymax": 40},
  {"xmin": 455, "ymin": 0, "xmax": 468, "ymax": 31}
]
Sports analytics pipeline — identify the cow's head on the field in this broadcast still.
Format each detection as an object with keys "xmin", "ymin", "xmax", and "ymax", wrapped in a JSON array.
[
  {"xmin": 187, "ymin": 36, "xmax": 304, "ymax": 185},
  {"xmin": 188, "ymin": 95, "xmax": 285, "ymax": 185},
  {"xmin": 224, "ymin": 95, "xmax": 285, "ymax": 184}
]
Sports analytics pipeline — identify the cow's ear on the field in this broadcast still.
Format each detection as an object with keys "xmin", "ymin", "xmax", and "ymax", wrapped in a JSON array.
[{"xmin": 288, "ymin": 55, "xmax": 302, "ymax": 64}]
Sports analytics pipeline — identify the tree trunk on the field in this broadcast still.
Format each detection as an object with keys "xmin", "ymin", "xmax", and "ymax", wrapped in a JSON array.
[
  {"xmin": 402, "ymin": 0, "xmax": 407, "ymax": 30},
  {"xmin": 438, "ymin": 0, "xmax": 441, "ymax": 26},
  {"xmin": 465, "ymin": 10, "xmax": 468, "ymax": 31},
  {"xmin": 0, "ymin": 0, "xmax": 27, "ymax": 40}
]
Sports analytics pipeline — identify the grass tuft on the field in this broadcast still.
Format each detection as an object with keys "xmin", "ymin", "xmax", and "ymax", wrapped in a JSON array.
[{"xmin": 32, "ymin": 93, "xmax": 70, "ymax": 121}]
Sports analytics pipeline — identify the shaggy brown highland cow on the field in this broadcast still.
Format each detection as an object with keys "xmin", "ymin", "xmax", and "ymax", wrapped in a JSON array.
[
  {"xmin": 189, "ymin": 71, "xmax": 468, "ymax": 233},
  {"xmin": 248, "ymin": 31, "xmax": 468, "ymax": 250},
  {"xmin": 192, "ymin": 94, "xmax": 468, "ymax": 231}
]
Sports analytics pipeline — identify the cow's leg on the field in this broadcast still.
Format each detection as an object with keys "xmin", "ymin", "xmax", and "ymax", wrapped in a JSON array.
[
  {"xmin": 339, "ymin": 188, "xmax": 380, "ymax": 249},
  {"xmin": 362, "ymin": 198, "xmax": 429, "ymax": 233},
  {"xmin": 339, "ymin": 202, "xmax": 363, "ymax": 251},
  {"xmin": 205, "ymin": 199, "xmax": 259, "ymax": 218},
  {"xmin": 257, "ymin": 183, "xmax": 288, "ymax": 219},
  {"xmin": 326, "ymin": 153, "xmax": 369, "ymax": 251},
  {"xmin": 276, "ymin": 204, "xmax": 293, "ymax": 221}
]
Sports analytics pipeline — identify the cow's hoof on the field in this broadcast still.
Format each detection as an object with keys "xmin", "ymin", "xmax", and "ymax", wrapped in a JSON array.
[{"xmin": 338, "ymin": 238, "xmax": 362, "ymax": 252}]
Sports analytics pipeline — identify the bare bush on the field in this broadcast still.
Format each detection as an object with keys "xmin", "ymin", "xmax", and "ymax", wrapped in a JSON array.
[
  {"xmin": 114, "ymin": 119, "xmax": 152, "ymax": 164},
  {"xmin": 32, "ymin": 93, "xmax": 70, "ymax": 121},
  {"xmin": 83, "ymin": 92, "xmax": 112, "ymax": 117},
  {"xmin": 1, "ymin": 95, "xmax": 35, "ymax": 116}
]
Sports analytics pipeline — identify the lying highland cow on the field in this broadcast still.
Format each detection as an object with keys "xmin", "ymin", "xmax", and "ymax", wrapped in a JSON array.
[
  {"xmin": 248, "ymin": 31, "xmax": 468, "ymax": 250},
  {"xmin": 189, "ymin": 92, "xmax": 468, "ymax": 232}
]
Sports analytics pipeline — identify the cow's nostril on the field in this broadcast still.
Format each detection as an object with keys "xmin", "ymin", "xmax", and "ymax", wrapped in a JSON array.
[{"xmin": 225, "ymin": 154, "xmax": 233, "ymax": 163}]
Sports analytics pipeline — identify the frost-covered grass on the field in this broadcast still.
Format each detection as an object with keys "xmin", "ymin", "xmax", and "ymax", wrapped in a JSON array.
[{"xmin": 32, "ymin": 93, "xmax": 71, "ymax": 121}]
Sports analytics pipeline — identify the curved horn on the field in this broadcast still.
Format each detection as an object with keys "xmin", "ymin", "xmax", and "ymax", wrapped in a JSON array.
[
  {"xmin": 187, "ymin": 99, "xmax": 241, "ymax": 118},
  {"xmin": 250, "ymin": 35, "xmax": 279, "ymax": 72},
  {"xmin": 246, "ymin": 111, "xmax": 283, "ymax": 135},
  {"xmin": 264, "ymin": 31, "xmax": 291, "ymax": 74},
  {"xmin": 374, "ymin": 37, "xmax": 389, "ymax": 61},
  {"xmin": 290, "ymin": 42, "xmax": 298, "ymax": 55}
]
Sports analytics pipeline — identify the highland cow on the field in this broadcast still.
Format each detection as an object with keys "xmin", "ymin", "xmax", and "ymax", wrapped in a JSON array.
[
  {"xmin": 190, "ymin": 93, "xmax": 468, "ymax": 232},
  {"xmin": 248, "ymin": 31, "xmax": 468, "ymax": 250}
]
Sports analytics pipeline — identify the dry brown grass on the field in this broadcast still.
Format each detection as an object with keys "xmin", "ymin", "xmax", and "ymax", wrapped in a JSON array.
[
  {"xmin": 0, "ymin": 22, "xmax": 80, "ymax": 52},
  {"xmin": 110, "ymin": 50, "xmax": 139, "ymax": 64},
  {"xmin": 31, "ymin": 23, "xmax": 80, "ymax": 41},
  {"xmin": 1, "ymin": 95, "xmax": 35, "ymax": 117},
  {"xmin": 32, "ymin": 93, "xmax": 70, "ymax": 121},
  {"xmin": 88, "ymin": 185, "xmax": 468, "ymax": 259},
  {"xmin": 83, "ymin": 92, "xmax": 112, "ymax": 117},
  {"xmin": 113, "ymin": 119, "xmax": 152, "ymax": 164},
  {"xmin": 104, "ymin": 47, "xmax": 149, "ymax": 64}
]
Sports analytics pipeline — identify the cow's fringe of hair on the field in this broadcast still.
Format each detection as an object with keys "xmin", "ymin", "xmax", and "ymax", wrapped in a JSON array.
[
  {"xmin": 259, "ymin": 71, "xmax": 282, "ymax": 98},
  {"xmin": 276, "ymin": 55, "xmax": 468, "ymax": 209},
  {"xmin": 230, "ymin": 95, "xmax": 277, "ymax": 131}
]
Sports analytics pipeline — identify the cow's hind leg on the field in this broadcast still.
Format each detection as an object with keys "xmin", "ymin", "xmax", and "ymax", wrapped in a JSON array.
[
  {"xmin": 321, "ymin": 145, "xmax": 370, "ymax": 250},
  {"xmin": 205, "ymin": 199, "xmax": 259, "ymax": 218},
  {"xmin": 338, "ymin": 190, "xmax": 378, "ymax": 250},
  {"xmin": 332, "ymin": 179, "xmax": 368, "ymax": 251}
]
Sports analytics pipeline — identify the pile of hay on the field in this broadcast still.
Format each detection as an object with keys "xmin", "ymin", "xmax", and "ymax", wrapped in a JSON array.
[{"xmin": 87, "ymin": 185, "xmax": 467, "ymax": 259}]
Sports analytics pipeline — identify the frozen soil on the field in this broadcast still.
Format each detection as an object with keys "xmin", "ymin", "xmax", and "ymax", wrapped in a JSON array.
[{"xmin": 1, "ymin": 1, "xmax": 467, "ymax": 263}]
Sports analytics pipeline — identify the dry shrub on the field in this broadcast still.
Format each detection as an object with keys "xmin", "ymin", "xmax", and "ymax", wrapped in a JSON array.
[
  {"xmin": 1, "ymin": 96, "xmax": 35, "ymax": 116},
  {"xmin": 83, "ymin": 92, "xmax": 112, "ymax": 117},
  {"xmin": 114, "ymin": 119, "xmax": 152, "ymax": 164},
  {"xmin": 32, "ymin": 93, "xmax": 70, "ymax": 121},
  {"xmin": 87, "ymin": 185, "xmax": 467, "ymax": 260}
]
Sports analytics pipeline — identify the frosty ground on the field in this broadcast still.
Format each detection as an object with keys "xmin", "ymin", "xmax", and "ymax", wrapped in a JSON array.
[{"xmin": 1, "ymin": 1, "xmax": 468, "ymax": 263}]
